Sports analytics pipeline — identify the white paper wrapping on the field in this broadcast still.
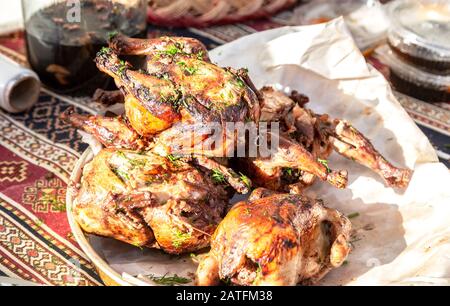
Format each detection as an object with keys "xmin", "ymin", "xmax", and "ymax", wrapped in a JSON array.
[{"xmin": 80, "ymin": 18, "xmax": 450, "ymax": 286}]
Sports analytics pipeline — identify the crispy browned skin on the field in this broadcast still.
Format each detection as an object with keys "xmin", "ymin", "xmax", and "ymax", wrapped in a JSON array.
[
  {"xmin": 96, "ymin": 49, "xmax": 181, "ymax": 132},
  {"xmin": 196, "ymin": 188, "xmax": 351, "ymax": 286},
  {"xmin": 110, "ymin": 34, "xmax": 210, "ymax": 61},
  {"xmin": 242, "ymin": 87, "xmax": 412, "ymax": 190},
  {"xmin": 60, "ymin": 108, "xmax": 147, "ymax": 151},
  {"xmin": 96, "ymin": 36, "xmax": 260, "ymax": 153},
  {"xmin": 72, "ymin": 149, "xmax": 229, "ymax": 254},
  {"xmin": 193, "ymin": 156, "xmax": 251, "ymax": 194},
  {"xmin": 252, "ymin": 134, "xmax": 348, "ymax": 189}
]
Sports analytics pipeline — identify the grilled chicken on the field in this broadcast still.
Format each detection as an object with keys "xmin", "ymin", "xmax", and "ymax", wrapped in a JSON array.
[
  {"xmin": 64, "ymin": 35, "xmax": 410, "ymax": 282},
  {"xmin": 196, "ymin": 188, "xmax": 351, "ymax": 286},
  {"xmin": 78, "ymin": 35, "xmax": 346, "ymax": 189},
  {"xmin": 96, "ymin": 35, "xmax": 259, "ymax": 156},
  {"xmin": 238, "ymin": 87, "xmax": 412, "ymax": 191},
  {"xmin": 72, "ymin": 148, "xmax": 230, "ymax": 254}
]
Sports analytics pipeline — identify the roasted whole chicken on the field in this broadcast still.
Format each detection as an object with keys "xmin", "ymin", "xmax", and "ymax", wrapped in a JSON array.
[
  {"xmin": 71, "ymin": 148, "xmax": 229, "ymax": 254},
  {"xmin": 196, "ymin": 188, "xmax": 352, "ymax": 286},
  {"xmin": 96, "ymin": 34, "xmax": 260, "ymax": 157}
]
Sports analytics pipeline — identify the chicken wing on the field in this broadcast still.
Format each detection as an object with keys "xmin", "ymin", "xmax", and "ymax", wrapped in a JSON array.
[
  {"xmin": 196, "ymin": 188, "xmax": 351, "ymax": 286},
  {"xmin": 60, "ymin": 108, "xmax": 148, "ymax": 151}
]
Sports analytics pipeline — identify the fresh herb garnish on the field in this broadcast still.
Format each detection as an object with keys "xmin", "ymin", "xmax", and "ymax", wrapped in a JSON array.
[
  {"xmin": 196, "ymin": 50, "xmax": 204, "ymax": 60},
  {"xmin": 112, "ymin": 167, "xmax": 130, "ymax": 182},
  {"xmin": 172, "ymin": 229, "xmax": 191, "ymax": 248},
  {"xmin": 118, "ymin": 60, "xmax": 127, "ymax": 76},
  {"xmin": 167, "ymin": 154, "xmax": 182, "ymax": 166},
  {"xmin": 162, "ymin": 45, "xmax": 181, "ymax": 56},
  {"xmin": 347, "ymin": 212, "xmax": 360, "ymax": 219},
  {"xmin": 239, "ymin": 172, "xmax": 251, "ymax": 189},
  {"xmin": 211, "ymin": 169, "xmax": 226, "ymax": 184},
  {"xmin": 131, "ymin": 242, "xmax": 144, "ymax": 250},
  {"xmin": 253, "ymin": 262, "xmax": 263, "ymax": 284},
  {"xmin": 107, "ymin": 30, "xmax": 119, "ymax": 40},
  {"xmin": 256, "ymin": 262, "xmax": 262, "ymax": 274},
  {"xmin": 147, "ymin": 273, "xmax": 191, "ymax": 286},
  {"xmin": 99, "ymin": 47, "xmax": 111, "ymax": 55},
  {"xmin": 235, "ymin": 77, "xmax": 245, "ymax": 88},
  {"xmin": 176, "ymin": 61, "xmax": 198, "ymax": 75},
  {"xmin": 117, "ymin": 151, "xmax": 147, "ymax": 168},
  {"xmin": 318, "ymin": 158, "xmax": 331, "ymax": 173}
]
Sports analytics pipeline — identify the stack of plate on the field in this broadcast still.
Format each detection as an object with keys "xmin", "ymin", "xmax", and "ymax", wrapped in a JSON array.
[{"xmin": 376, "ymin": 0, "xmax": 450, "ymax": 103}]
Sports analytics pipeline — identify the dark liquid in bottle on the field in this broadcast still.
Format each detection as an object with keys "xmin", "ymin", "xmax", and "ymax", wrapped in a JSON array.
[{"xmin": 25, "ymin": 0, "xmax": 146, "ymax": 95}]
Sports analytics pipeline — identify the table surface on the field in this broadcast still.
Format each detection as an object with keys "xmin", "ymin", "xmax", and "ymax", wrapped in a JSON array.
[{"xmin": 0, "ymin": 6, "xmax": 449, "ymax": 286}]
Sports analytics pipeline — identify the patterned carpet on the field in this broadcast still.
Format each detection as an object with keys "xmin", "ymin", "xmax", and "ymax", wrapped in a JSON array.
[{"xmin": 0, "ymin": 8, "xmax": 448, "ymax": 286}]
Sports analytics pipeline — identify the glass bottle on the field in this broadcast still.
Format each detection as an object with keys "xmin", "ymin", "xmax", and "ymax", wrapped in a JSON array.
[{"xmin": 22, "ymin": 0, "xmax": 147, "ymax": 95}]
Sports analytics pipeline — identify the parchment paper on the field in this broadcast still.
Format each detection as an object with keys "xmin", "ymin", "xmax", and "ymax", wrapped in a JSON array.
[{"xmin": 87, "ymin": 18, "xmax": 450, "ymax": 286}]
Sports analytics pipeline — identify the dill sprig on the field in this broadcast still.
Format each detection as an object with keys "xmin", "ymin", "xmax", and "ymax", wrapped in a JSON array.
[
  {"xmin": 107, "ymin": 30, "xmax": 119, "ymax": 40},
  {"xmin": 176, "ymin": 61, "xmax": 198, "ymax": 75},
  {"xmin": 167, "ymin": 154, "xmax": 182, "ymax": 166},
  {"xmin": 318, "ymin": 158, "xmax": 331, "ymax": 173},
  {"xmin": 253, "ymin": 262, "xmax": 263, "ymax": 284},
  {"xmin": 116, "ymin": 151, "xmax": 147, "ymax": 168},
  {"xmin": 172, "ymin": 229, "xmax": 191, "ymax": 248},
  {"xmin": 239, "ymin": 172, "xmax": 251, "ymax": 189},
  {"xmin": 211, "ymin": 169, "xmax": 226, "ymax": 184},
  {"xmin": 99, "ymin": 47, "xmax": 111, "ymax": 55},
  {"xmin": 160, "ymin": 44, "xmax": 182, "ymax": 57},
  {"xmin": 347, "ymin": 212, "xmax": 360, "ymax": 219},
  {"xmin": 112, "ymin": 167, "xmax": 130, "ymax": 182},
  {"xmin": 147, "ymin": 273, "xmax": 191, "ymax": 286},
  {"xmin": 196, "ymin": 50, "xmax": 205, "ymax": 60},
  {"xmin": 118, "ymin": 60, "xmax": 127, "ymax": 76},
  {"xmin": 235, "ymin": 77, "xmax": 246, "ymax": 88}
]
